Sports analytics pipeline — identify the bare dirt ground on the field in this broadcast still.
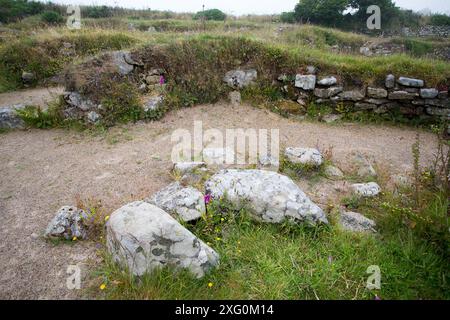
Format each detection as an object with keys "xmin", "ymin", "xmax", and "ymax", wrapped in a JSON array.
[
  {"xmin": 0, "ymin": 87, "xmax": 64, "ymax": 107},
  {"xmin": 0, "ymin": 101, "xmax": 440, "ymax": 299}
]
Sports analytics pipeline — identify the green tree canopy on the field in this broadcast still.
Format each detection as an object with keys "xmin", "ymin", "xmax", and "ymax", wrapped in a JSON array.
[{"xmin": 193, "ymin": 9, "xmax": 226, "ymax": 21}]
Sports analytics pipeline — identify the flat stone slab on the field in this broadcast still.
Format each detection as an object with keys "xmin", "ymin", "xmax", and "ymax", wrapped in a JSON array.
[
  {"xmin": 397, "ymin": 77, "xmax": 424, "ymax": 88},
  {"xmin": 205, "ymin": 169, "xmax": 328, "ymax": 225}
]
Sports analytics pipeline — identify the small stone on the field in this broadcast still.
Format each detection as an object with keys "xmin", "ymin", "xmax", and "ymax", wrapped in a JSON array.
[
  {"xmin": 173, "ymin": 162, "xmax": 206, "ymax": 175},
  {"xmin": 367, "ymin": 87, "xmax": 388, "ymax": 99},
  {"xmin": 31, "ymin": 233, "xmax": 39, "ymax": 240},
  {"xmin": 340, "ymin": 211, "xmax": 376, "ymax": 233},
  {"xmin": 87, "ymin": 111, "xmax": 101, "ymax": 124},
  {"xmin": 295, "ymin": 75, "xmax": 316, "ymax": 90},
  {"xmin": 229, "ymin": 91, "xmax": 241, "ymax": 106},
  {"xmin": 438, "ymin": 91, "xmax": 448, "ymax": 99},
  {"xmin": 339, "ymin": 90, "xmax": 365, "ymax": 101},
  {"xmin": 44, "ymin": 206, "xmax": 89, "ymax": 240},
  {"xmin": 324, "ymin": 165, "xmax": 344, "ymax": 179},
  {"xmin": 397, "ymin": 77, "xmax": 424, "ymax": 88},
  {"xmin": 322, "ymin": 114, "xmax": 342, "ymax": 123},
  {"xmin": 385, "ymin": 74, "xmax": 395, "ymax": 89},
  {"xmin": 143, "ymin": 95, "xmax": 163, "ymax": 112},
  {"xmin": 351, "ymin": 182, "xmax": 381, "ymax": 197},
  {"xmin": 317, "ymin": 76, "xmax": 337, "ymax": 86},
  {"xmin": 420, "ymin": 89, "xmax": 439, "ymax": 99},
  {"xmin": 314, "ymin": 86, "xmax": 343, "ymax": 98},
  {"xmin": 355, "ymin": 103, "xmax": 377, "ymax": 110},
  {"xmin": 258, "ymin": 154, "xmax": 280, "ymax": 170},
  {"xmin": 284, "ymin": 147, "xmax": 323, "ymax": 168},
  {"xmin": 425, "ymin": 107, "xmax": 450, "ymax": 117},
  {"xmin": 145, "ymin": 75, "xmax": 160, "ymax": 85},
  {"xmin": 0, "ymin": 105, "xmax": 25, "ymax": 129},
  {"xmin": 388, "ymin": 91, "xmax": 416, "ymax": 100},
  {"xmin": 21, "ymin": 71, "xmax": 35, "ymax": 83}
]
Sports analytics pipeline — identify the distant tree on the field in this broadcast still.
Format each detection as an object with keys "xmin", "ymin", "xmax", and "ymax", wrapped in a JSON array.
[
  {"xmin": 40, "ymin": 10, "xmax": 63, "ymax": 24},
  {"xmin": 83, "ymin": 5, "xmax": 113, "ymax": 18},
  {"xmin": 429, "ymin": 14, "xmax": 450, "ymax": 26},
  {"xmin": 280, "ymin": 11, "xmax": 296, "ymax": 24},
  {"xmin": 346, "ymin": 0, "xmax": 399, "ymax": 30},
  {"xmin": 294, "ymin": 0, "xmax": 350, "ymax": 27},
  {"xmin": 193, "ymin": 9, "xmax": 226, "ymax": 21},
  {"xmin": 0, "ymin": 0, "xmax": 44, "ymax": 23}
]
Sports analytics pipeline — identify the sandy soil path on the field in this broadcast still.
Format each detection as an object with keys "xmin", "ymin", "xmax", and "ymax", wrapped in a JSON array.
[{"xmin": 0, "ymin": 102, "xmax": 439, "ymax": 299}]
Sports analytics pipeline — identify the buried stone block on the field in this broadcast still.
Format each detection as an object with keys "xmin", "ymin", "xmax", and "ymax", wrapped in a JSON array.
[{"xmin": 106, "ymin": 201, "xmax": 219, "ymax": 278}]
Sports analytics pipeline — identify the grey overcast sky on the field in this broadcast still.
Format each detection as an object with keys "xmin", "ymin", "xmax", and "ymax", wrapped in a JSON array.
[{"xmin": 51, "ymin": 0, "xmax": 450, "ymax": 15}]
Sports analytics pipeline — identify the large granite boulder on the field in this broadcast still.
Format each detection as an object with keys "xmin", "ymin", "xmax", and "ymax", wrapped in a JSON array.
[
  {"xmin": 205, "ymin": 169, "xmax": 328, "ymax": 225},
  {"xmin": 106, "ymin": 201, "xmax": 219, "ymax": 278},
  {"xmin": 146, "ymin": 182, "xmax": 205, "ymax": 222}
]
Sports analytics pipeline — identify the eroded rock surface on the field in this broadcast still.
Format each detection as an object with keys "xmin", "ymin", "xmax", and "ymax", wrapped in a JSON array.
[
  {"xmin": 106, "ymin": 201, "xmax": 219, "ymax": 278},
  {"xmin": 205, "ymin": 169, "xmax": 328, "ymax": 224},
  {"xmin": 44, "ymin": 206, "xmax": 88, "ymax": 240}
]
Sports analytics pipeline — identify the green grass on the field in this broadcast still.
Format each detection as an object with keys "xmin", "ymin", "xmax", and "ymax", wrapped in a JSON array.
[{"xmin": 93, "ymin": 187, "xmax": 449, "ymax": 300}]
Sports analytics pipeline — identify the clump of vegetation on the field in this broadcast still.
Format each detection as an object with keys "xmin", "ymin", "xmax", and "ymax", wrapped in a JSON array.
[
  {"xmin": 40, "ymin": 10, "xmax": 63, "ymax": 24},
  {"xmin": 99, "ymin": 81, "xmax": 143, "ymax": 126},
  {"xmin": 193, "ymin": 9, "xmax": 226, "ymax": 21}
]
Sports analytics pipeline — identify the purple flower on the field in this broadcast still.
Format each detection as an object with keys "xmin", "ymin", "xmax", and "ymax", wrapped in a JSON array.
[
  {"xmin": 204, "ymin": 194, "xmax": 212, "ymax": 205},
  {"xmin": 159, "ymin": 75, "xmax": 165, "ymax": 85},
  {"xmin": 374, "ymin": 295, "xmax": 382, "ymax": 300}
]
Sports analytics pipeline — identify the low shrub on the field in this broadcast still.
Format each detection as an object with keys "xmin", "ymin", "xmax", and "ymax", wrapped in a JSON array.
[{"xmin": 40, "ymin": 11, "xmax": 64, "ymax": 24}]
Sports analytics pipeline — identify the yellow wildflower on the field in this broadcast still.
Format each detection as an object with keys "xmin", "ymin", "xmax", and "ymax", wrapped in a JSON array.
[
  {"xmin": 99, "ymin": 283, "xmax": 106, "ymax": 290},
  {"xmin": 72, "ymin": 236, "xmax": 77, "ymax": 241},
  {"xmin": 208, "ymin": 282, "xmax": 214, "ymax": 288}
]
